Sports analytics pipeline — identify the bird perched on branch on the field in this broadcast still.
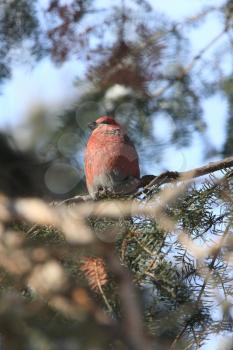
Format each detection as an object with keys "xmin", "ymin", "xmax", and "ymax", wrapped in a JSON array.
[{"xmin": 84, "ymin": 116, "xmax": 140, "ymax": 199}]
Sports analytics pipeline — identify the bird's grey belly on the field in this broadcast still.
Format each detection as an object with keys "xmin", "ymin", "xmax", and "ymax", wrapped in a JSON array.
[{"xmin": 88, "ymin": 169, "xmax": 140, "ymax": 199}]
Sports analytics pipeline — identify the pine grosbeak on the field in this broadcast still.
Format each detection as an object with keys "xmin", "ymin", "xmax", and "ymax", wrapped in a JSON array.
[{"xmin": 84, "ymin": 116, "xmax": 140, "ymax": 199}]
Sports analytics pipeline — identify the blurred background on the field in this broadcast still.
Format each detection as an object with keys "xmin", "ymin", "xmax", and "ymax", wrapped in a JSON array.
[
  {"xmin": 0, "ymin": 0, "xmax": 232, "ymax": 199},
  {"xmin": 0, "ymin": 1, "xmax": 233, "ymax": 349}
]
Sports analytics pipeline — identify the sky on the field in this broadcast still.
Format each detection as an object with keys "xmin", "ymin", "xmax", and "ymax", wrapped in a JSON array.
[{"xmin": 0, "ymin": 1, "xmax": 231, "ymax": 349}]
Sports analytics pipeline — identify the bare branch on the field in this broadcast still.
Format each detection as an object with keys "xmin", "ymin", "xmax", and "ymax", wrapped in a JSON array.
[{"xmin": 140, "ymin": 156, "xmax": 233, "ymax": 191}]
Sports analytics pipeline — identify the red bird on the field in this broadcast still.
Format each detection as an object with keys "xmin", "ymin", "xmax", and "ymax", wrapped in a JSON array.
[{"xmin": 84, "ymin": 116, "xmax": 140, "ymax": 199}]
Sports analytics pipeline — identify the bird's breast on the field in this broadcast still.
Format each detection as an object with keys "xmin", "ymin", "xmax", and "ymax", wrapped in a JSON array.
[{"xmin": 84, "ymin": 128, "xmax": 140, "ymax": 194}]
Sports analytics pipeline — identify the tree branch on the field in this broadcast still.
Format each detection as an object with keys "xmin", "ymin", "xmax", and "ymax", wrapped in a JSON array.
[
  {"xmin": 105, "ymin": 245, "xmax": 155, "ymax": 350},
  {"xmin": 140, "ymin": 156, "xmax": 233, "ymax": 191},
  {"xmin": 56, "ymin": 156, "xmax": 233, "ymax": 202}
]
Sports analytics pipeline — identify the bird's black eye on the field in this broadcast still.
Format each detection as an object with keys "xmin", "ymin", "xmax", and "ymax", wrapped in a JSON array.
[
  {"xmin": 100, "ymin": 120, "xmax": 110, "ymax": 124},
  {"xmin": 88, "ymin": 121, "xmax": 97, "ymax": 130}
]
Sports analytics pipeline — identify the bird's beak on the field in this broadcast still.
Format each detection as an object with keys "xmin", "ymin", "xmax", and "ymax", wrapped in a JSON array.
[{"xmin": 88, "ymin": 121, "xmax": 97, "ymax": 130}]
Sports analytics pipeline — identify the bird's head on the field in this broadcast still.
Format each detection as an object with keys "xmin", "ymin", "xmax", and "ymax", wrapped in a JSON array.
[{"xmin": 88, "ymin": 116, "xmax": 120, "ymax": 130}]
